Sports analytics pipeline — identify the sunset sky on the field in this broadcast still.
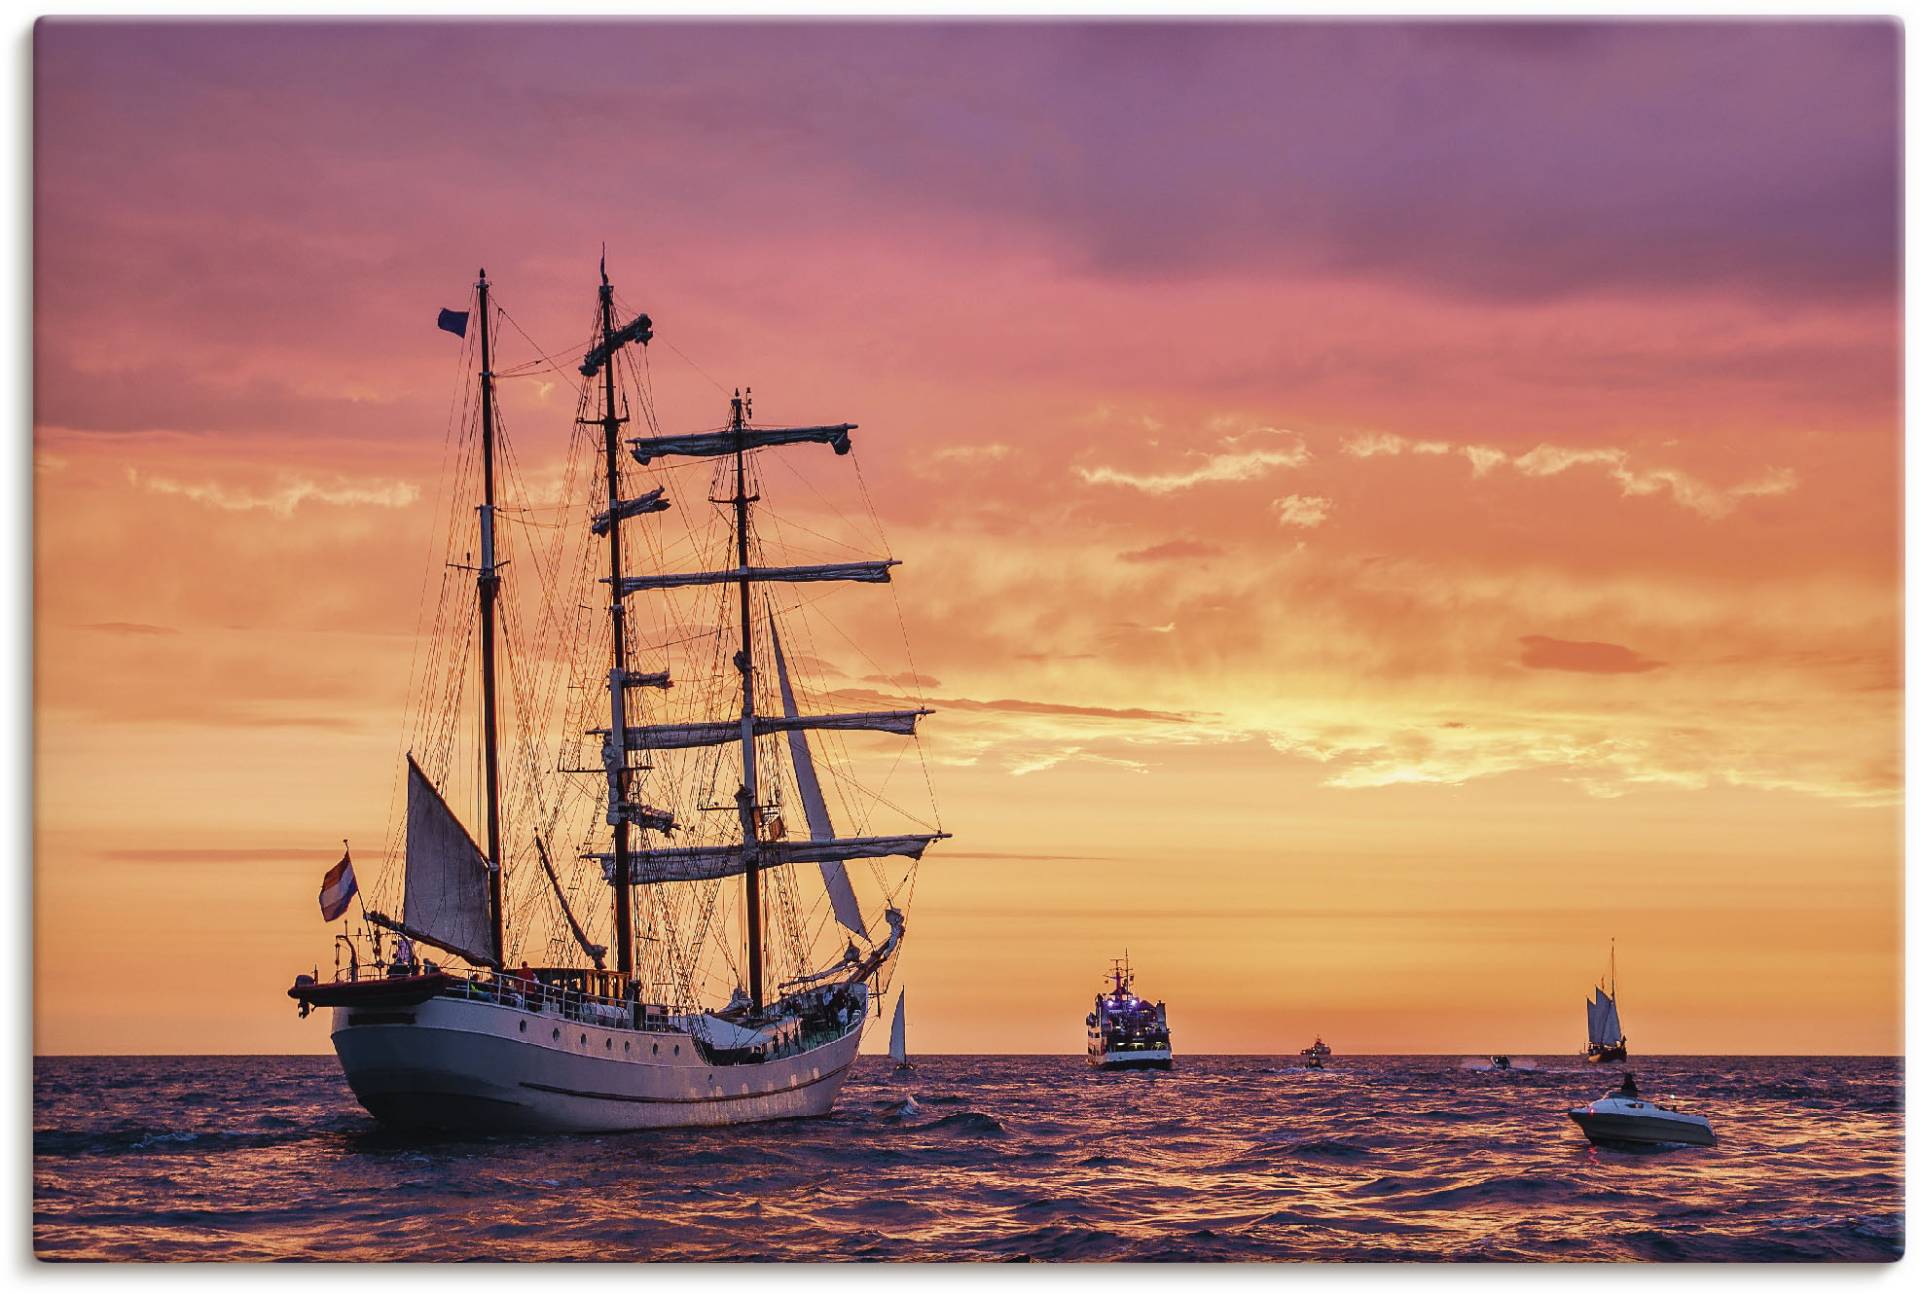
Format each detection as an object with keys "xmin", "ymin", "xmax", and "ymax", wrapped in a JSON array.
[{"xmin": 33, "ymin": 20, "xmax": 1901, "ymax": 1055}]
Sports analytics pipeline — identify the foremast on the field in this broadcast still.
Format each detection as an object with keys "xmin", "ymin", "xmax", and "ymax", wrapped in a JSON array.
[{"xmin": 476, "ymin": 270, "xmax": 506, "ymax": 966}]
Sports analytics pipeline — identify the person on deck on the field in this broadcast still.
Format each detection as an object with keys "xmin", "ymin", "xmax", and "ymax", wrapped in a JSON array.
[
  {"xmin": 1617, "ymin": 1072, "xmax": 1641, "ymax": 1099},
  {"xmin": 390, "ymin": 935, "xmax": 416, "ymax": 976}
]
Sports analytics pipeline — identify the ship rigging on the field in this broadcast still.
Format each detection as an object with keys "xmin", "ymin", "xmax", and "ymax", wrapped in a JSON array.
[{"xmin": 290, "ymin": 262, "xmax": 948, "ymax": 1131}]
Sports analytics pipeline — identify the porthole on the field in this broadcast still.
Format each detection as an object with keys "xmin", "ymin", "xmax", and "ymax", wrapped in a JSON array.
[
  {"xmin": 623, "ymin": 1041, "xmax": 630, "ymax": 1053},
  {"xmin": 673, "ymin": 1044, "xmax": 680, "ymax": 1055},
  {"xmin": 580, "ymin": 1033, "xmax": 588, "ymax": 1045},
  {"xmin": 652, "ymin": 1043, "xmax": 659, "ymax": 1055},
  {"xmin": 518, "ymin": 1021, "xmax": 526, "ymax": 1033},
  {"xmin": 552, "ymin": 1028, "xmax": 560, "ymax": 1040},
  {"xmin": 606, "ymin": 1038, "xmax": 613, "ymax": 1050}
]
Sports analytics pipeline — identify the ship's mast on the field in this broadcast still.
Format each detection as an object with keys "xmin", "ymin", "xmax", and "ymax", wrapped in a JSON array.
[
  {"xmin": 730, "ymin": 387, "xmax": 766, "ymax": 1012},
  {"xmin": 599, "ymin": 266, "xmax": 636, "ymax": 979},
  {"xmin": 475, "ymin": 269, "xmax": 507, "ymax": 966}
]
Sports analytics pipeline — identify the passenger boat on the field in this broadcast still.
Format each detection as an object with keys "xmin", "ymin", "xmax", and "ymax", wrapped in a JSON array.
[{"xmin": 1086, "ymin": 957, "xmax": 1172, "ymax": 1070}]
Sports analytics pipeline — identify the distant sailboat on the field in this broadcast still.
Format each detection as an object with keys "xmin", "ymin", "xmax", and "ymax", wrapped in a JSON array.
[
  {"xmin": 1586, "ymin": 941, "xmax": 1629, "ymax": 1063},
  {"xmin": 889, "ymin": 989, "xmax": 913, "ymax": 1072}
]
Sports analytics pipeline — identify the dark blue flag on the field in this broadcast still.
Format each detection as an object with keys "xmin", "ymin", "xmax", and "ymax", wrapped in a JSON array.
[{"xmin": 437, "ymin": 308, "xmax": 469, "ymax": 338}]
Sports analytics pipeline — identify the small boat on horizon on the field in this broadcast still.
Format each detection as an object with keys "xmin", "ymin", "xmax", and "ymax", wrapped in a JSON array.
[
  {"xmin": 1300, "ymin": 1036, "xmax": 1332, "ymax": 1068},
  {"xmin": 1585, "ymin": 940, "xmax": 1629, "ymax": 1063},
  {"xmin": 1463, "ymin": 1055, "xmax": 1538, "ymax": 1073},
  {"xmin": 1086, "ymin": 956, "xmax": 1172, "ymax": 1071}
]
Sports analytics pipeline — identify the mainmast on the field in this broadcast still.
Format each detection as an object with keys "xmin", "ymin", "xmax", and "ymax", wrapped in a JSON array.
[
  {"xmin": 579, "ymin": 256, "xmax": 660, "ymax": 983},
  {"xmin": 600, "ymin": 265, "xmax": 636, "ymax": 979},
  {"xmin": 730, "ymin": 387, "xmax": 767, "ymax": 1012},
  {"xmin": 475, "ymin": 269, "xmax": 506, "ymax": 966}
]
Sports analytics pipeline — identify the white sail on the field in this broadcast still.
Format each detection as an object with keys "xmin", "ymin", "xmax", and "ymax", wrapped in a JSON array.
[
  {"xmin": 1594, "ymin": 988, "xmax": 1624, "ymax": 1045},
  {"xmin": 629, "ymin": 423, "xmax": 856, "ymax": 464},
  {"xmin": 401, "ymin": 756, "xmax": 496, "ymax": 966},
  {"xmin": 615, "ymin": 560, "xmax": 898, "ymax": 596},
  {"xmin": 771, "ymin": 621, "xmax": 866, "ymax": 937},
  {"xmin": 889, "ymin": 989, "xmax": 908, "ymax": 1064}
]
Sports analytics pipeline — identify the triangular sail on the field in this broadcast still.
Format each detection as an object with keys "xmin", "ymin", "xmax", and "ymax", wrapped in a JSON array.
[
  {"xmin": 401, "ymin": 755, "xmax": 497, "ymax": 966},
  {"xmin": 889, "ymin": 989, "xmax": 908, "ymax": 1064},
  {"xmin": 772, "ymin": 620, "xmax": 866, "ymax": 937}
]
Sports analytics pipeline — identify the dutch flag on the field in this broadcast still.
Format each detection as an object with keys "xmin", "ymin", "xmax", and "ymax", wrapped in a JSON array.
[{"xmin": 319, "ymin": 850, "xmax": 358, "ymax": 923}]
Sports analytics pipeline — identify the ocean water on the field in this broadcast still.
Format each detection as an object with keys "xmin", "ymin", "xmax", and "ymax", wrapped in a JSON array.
[{"xmin": 33, "ymin": 1054, "xmax": 1902, "ymax": 1262}]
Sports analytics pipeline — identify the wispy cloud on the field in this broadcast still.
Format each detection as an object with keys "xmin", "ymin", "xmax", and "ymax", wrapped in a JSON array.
[
  {"xmin": 1273, "ymin": 494, "xmax": 1333, "ymax": 528},
  {"xmin": 1518, "ymin": 634, "xmax": 1665, "ymax": 674},
  {"xmin": 929, "ymin": 443, "xmax": 1011, "ymax": 464},
  {"xmin": 862, "ymin": 671, "xmax": 941, "ymax": 689},
  {"xmin": 1338, "ymin": 434, "xmax": 1796, "ymax": 519},
  {"xmin": 1077, "ymin": 427, "xmax": 1310, "ymax": 494},
  {"xmin": 80, "ymin": 621, "xmax": 177, "ymax": 636},
  {"xmin": 830, "ymin": 687, "xmax": 1190, "ymax": 724},
  {"xmin": 1118, "ymin": 538, "xmax": 1224, "ymax": 563},
  {"xmin": 127, "ymin": 468, "xmax": 420, "ymax": 518},
  {"xmin": 1006, "ymin": 745, "xmax": 1152, "ymax": 776}
]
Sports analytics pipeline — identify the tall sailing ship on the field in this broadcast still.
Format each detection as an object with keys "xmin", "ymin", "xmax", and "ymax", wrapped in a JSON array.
[
  {"xmin": 1584, "ymin": 942, "xmax": 1628, "ymax": 1064},
  {"xmin": 289, "ymin": 263, "xmax": 948, "ymax": 1132}
]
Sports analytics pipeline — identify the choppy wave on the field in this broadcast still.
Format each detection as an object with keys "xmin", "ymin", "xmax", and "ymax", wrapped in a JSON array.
[{"xmin": 33, "ymin": 1054, "xmax": 1903, "ymax": 1261}]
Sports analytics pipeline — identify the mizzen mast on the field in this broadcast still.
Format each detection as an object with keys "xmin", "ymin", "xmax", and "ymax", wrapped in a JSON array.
[{"xmin": 729, "ymin": 387, "xmax": 767, "ymax": 1012}]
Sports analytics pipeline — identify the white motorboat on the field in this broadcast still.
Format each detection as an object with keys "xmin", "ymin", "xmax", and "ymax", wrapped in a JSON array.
[{"xmin": 1568, "ymin": 1093, "xmax": 1714, "ymax": 1147}]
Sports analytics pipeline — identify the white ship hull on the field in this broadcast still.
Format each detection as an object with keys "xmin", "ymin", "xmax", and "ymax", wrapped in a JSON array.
[
  {"xmin": 330, "ymin": 992, "xmax": 867, "ymax": 1133},
  {"xmin": 1088, "ymin": 1044, "xmax": 1173, "ymax": 1071}
]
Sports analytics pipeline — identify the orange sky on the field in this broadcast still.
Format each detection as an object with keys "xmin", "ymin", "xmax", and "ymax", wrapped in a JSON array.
[{"xmin": 33, "ymin": 20, "xmax": 1901, "ymax": 1055}]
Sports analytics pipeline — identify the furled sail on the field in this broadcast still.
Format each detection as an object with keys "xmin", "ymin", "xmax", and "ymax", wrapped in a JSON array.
[
  {"xmin": 771, "ymin": 620, "xmax": 865, "ymax": 937},
  {"xmin": 629, "ymin": 423, "xmax": 855, "ymax": 464},
  {"xmin": 398, "ymin": 755, "xmax": 497, "ymax": 967},
  {"xmin": 597, "ymin": 833, "xmax": 949, "ymax": 885},
  {"xmin": 579, "ymin": 312, "xmax": 653, "ymax": 378},
  {"xmin": 613, "ymin": 709, "xmax": 928, "ymax": 752},
  {"xmin": 889, "ymin": 989, "xmax": 908, "ymax": 1064},
  {"xmin": 614, "ymin": 560, "xmax": 898, "ymax": 596},
  {"xmin": 591, "ymin": 486, "xmax": 670, "ymax": 536}
]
